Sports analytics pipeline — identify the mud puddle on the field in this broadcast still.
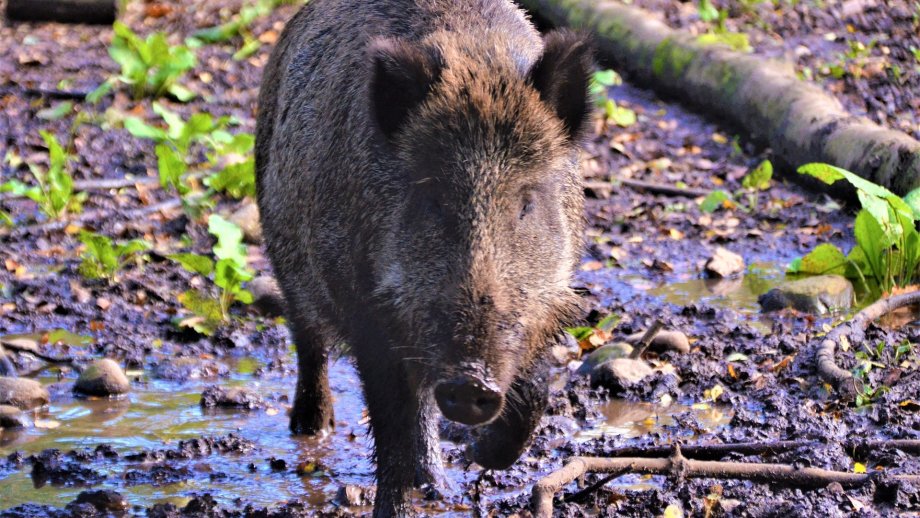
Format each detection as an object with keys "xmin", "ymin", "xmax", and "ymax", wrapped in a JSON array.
[{"xmin": 0, "ymin": 358, "xmax": 481, "ymax": 514}]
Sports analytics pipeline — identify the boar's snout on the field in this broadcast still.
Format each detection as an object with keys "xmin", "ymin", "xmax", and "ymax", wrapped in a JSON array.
[{"xmin": 434, "ymin": 374, "xmax": 502, "ymax": 426}]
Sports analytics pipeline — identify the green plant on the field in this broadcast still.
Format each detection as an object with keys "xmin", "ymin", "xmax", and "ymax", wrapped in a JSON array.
[
  {"xmin": 565, "ymin": 313, "xmax": 620, "ymax": 352},
  {"xmin": 698, "ymin": 160, "xmax": 772, "ymax": 213},
  {"xmin": 0, "ymin": 131, "xmax": 85, "ymax": 220},
  {"xmin": 169, "ymin": 215, "xmax": 253, "ymax": 334},
  {"xmin": 698, "ymin": 0, "xmax": 720, "ymax": 22},
  {"xmin": 189, "ymin": 0, "xmax": 284, "ymax": 60},
  {"xmin": 77, "ymin": 231, "xmax": 150, "ymax": 282},
  {"xmin": 789, "ymin": 163, "xmax": 920, "ymax": 296},
  {"xmin": 108, "ymin": 21, "xmax": 197, "ymax": 101},
  {"xmin": 589, "ymin": 69, "xmax": 636, "ymax": 128}
]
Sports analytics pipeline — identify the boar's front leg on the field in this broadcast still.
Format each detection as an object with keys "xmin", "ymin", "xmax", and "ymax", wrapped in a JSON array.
[
  {"xmin": 467, "ymin": 355, "xmax": 550, "ymax": 470},
  {"xmin": 289, "ymin": 323, "xmax": 335, "ymax": 435},
  {"xmin": 355, "ymin": 346, "xmax": 442, "ymax": 517}
]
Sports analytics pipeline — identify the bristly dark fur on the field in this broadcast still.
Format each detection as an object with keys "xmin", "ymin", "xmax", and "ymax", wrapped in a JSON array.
[{"xmin": 255, "ymin": 1, "xmax": 593, "ymax": 516}]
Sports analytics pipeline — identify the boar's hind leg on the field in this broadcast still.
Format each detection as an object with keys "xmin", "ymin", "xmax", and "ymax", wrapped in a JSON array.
[
  {"xmin": 289, "ymin": 325, "xmax": 335, "ymax": 435},
  {"xmin": 467, "ymin": 357, "xmax": 550, "ymax": 470}
]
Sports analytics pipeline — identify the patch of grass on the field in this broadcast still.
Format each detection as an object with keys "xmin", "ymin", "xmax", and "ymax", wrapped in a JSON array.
[
  {"xmin": 0, "ymin": 131, "xmax": 86, "ymax": 220},
  {"xmin": 105, "ymin": 22, "xmax": 197, "ymax": 101},
  {"xmin": 78, "ymin": 231, "xmax": 150, "ymax": 282},
  {"xmin": 169, "ymin": 215, "xmax": 254, "ymax": 335}
]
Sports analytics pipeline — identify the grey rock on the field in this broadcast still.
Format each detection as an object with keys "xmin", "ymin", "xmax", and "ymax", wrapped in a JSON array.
[
  {"xmin": 155, "ymin": 358, "xmax": 228, "ymax": 380},
  {"xmin": 74, "ymin": 359, "xmax": 130, "ymax": 397},
  {"xmin": 336, "ymin": 484, "xmax": 376, "ymax": 507},
  {"xmin": 228, "ymin": 201, "xmax": 263, "ymax": 245},
  {"xmin": 625, "ymin": 329, "xmax": 690, "ymax": 354},
  {"xmin": 577, "ymin": 342, "xmax": 633, "ymax": 374},
  {"xmin": 0, "ymin": 376, "xmax": 49, "ymax": 410},
  {"xmin": 758, "ymin": 274, "xmax": 854, "ymax": 314},
  {"xmin": 590, "ymin": 358, "xmax": 654, "ymax": 392},
  {"xmin": 200, "ymin": 385, "xmax": 264, "ymax": 409}
]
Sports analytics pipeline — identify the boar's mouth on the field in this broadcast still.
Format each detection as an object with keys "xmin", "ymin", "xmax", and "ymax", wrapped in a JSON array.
[{"xmin": 433, "ymin": 368, "xmax": 504, "ymax": 426}]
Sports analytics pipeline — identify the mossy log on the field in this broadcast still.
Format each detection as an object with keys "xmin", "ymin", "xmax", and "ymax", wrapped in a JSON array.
[
  {"xmin": 517, "ymin": 0, "xmax": 920, "ymax": 196},
  {"xmin": 6, "ymin": 0, "xmax": 117, "ymax": 25}
]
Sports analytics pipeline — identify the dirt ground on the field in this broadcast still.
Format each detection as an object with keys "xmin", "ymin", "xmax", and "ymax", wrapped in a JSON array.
[{"xmin": 1, "ymin": 1, "xmax": 919, "ymax": 516}]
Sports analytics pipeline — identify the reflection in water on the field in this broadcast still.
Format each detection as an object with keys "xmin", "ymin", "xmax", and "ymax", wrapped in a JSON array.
[
  {"xmin": 578, "ymin": 399, "xmax": 732, "ymax": 441},
  {"xmin": 0, "ymin": 361, "xmax": 416, "ymax": 512}
]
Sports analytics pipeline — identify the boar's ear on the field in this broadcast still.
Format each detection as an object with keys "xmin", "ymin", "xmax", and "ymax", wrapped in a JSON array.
[
  {"xmin": 528, "ymin": 30, "xmax": 594, "ymax": 141},
  {"xmin": 369, "ymin": 38, "xmax": 443, "ymax": 140}
]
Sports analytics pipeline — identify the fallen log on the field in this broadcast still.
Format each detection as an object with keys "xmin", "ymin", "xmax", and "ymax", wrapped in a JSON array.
[
  {"xmin": 6, "ymin": 0, "xmax": 117, "ymax": 25},
  {"xmin": 517, "ymin": 0, "xmax": 920, "ymax": 196}
]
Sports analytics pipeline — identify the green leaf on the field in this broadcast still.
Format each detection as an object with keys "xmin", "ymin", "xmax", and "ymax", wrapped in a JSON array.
[
  {"xmin": 700, "ymin": 190, "xmax": 732, "ymax": 213},
  {"xmin": 214, "ymin": 258, "xmax": 253, "ymax": 292},
  {"xmin": 903, "ymin": 187, "xmax": 920, "ymax": 220},
  {"xmin": 206, "ymin": 159, "xmax": 255, "ymax": 199},
  {"xmin": 124, "ymin": 117, "xmax": 168, "ymax": 141},
  {"xmin": 233, "ymin": 38, "xmax": 262, "ymax": 61},
  {"xmin": 168, "ymin": 253, "xmax": 215, "ymax": 276},
  {"xmin": 86, "ymin": 79, "xmax": 114, "ymax": 105},
  {"xmin": 37, "ymin": 102, "xmax": 74, "ymax": 121},
  {"xmin": 854, "ymin": 209, "xmax": 888, "ymax": 289},
  {"xmin": 604, "ymin": 100, "xmax": 637, "ymax": 127},
  {"xmin": 155, "ymin": 144, "xmax": 189, "ymax": 195},
  {"xmin": 168, "ymin": 83, "xmax": 196, "ymax": 102},
  {"xmin": 794, "ymin": 243, "xmax": 847, "ymax": 275},
  {"xmin": 698, "ymin": 0, "xmax": 719, "ymax": 22},
  {"xmin": 742, "ymin": 160, "xmax": 773, "ymax": 190},
  {"xmin": 208, "ymin": 214, "xmax": 247, "ymax": 266}
]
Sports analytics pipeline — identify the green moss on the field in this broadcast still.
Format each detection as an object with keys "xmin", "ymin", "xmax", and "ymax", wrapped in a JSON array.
[{"xmin": 652, "ymin": 38, "xmax": 697, "ymax": 80}]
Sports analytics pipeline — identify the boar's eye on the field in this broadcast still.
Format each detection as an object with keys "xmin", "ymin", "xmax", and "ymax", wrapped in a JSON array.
[{"xmin": 519, "ymin": 195, "xmax": 534, "ymax": 219}]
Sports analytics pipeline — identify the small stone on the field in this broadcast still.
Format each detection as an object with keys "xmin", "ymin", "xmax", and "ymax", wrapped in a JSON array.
[
  {"xmin": 74, "ymin": 359, "xmax": 130, "ymax": 397},
  {"xmin": 154, "ymin": 358, "xmax": 228, "ymax": 380},
  {"xmin": 335, "ymin": 484, "xmax": 376, "ymax": 507},
  {"xmin": 0, "ymin": 404, "xmax": 27, "ymax": 428},
  {"xmin": 758, "ymin": 275, "xmax": 854, "ymax": 314},
  {"xmin": 228, "ymin": 202, "xmax": 263, "ymax": 245},
  {"xmin": 550, "ymin": 345, "xmax": 572, "ymax": 366},
  {"xmin": 577, "ymin": 342, "xmax": 633, "ymax": 374},
  {"xmin": 200, "ymin": 386, "xmax": 264, "ymax": 409},
  {"xmin": 626, "ymin": 330, "xmax": 690, "ymax": 354},
  {"xmin": 590, "ymin": 358, "xmax": 654, "ymax": 392},
  {"xmin": 249, "ymin": 276, "xmax": 285, "ymax": 317},
  {"xmin": 69, "ymin": 490, "xmax": 129, "ymax": 515},
  {"xmin": 0, "ymin": 377, "xmax": 49, "ymax": 410},
  {"xmin": 704, "ymin": 247, "xmax": 745, "ymax": 278}
]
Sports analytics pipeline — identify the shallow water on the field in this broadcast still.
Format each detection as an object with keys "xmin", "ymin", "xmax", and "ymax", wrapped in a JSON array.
[{"xmin": 0, "ymin": 357, "xmax": 483, "ymax": 514}]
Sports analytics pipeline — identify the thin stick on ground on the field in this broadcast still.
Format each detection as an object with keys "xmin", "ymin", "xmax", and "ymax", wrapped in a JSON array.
[
  {"xmin": 584, "ymin": 179, "xmax": 711, "ymax": 199},
  {"xmin": 532, "ymin": 446, "xmax": 920, "ymax": 517},
  {"xmin": 6, "ymin": 198, "xmax": 181, "ymax": 238},
  {"xmin": 812, "ymin": 289, "xmax": 920, "ymax": 398},
  {"xmin": 629, "ymin": 319, "xmax": 664, "ymax": 359}
]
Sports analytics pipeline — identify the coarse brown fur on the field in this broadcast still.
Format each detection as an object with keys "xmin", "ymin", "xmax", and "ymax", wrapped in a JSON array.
[{"xmin": 256, "ymin": 0, "xmax": 591, "ymax": 515}]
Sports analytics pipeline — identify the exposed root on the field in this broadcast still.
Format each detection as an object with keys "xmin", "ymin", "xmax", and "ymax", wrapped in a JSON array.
[
  {"xmin": 532, "ymin": 445, "xmax": 920, "ymax": 517},
  {"xmin": 812, "ymin": 290, "xmax": 920, "ymax": 398}
]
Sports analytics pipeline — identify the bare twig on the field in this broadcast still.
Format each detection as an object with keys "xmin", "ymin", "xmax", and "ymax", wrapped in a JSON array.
[
  {"xmin": 1, "ymin": 176, "xmax": 161, "ymax": 203},
  {"xmin": 7, "ymin": 198, "xmax": 181, "ymax": 239},
  {"xmin": 629, "ymin": 319, "xmax": 664, "ymax": 359},
  {"xmin": 0, "ymin": 338, "xmax": 76, "ymax": 364},
  {"xmin": 588, "ymin": 440, "xmax": 821, "ymax": 460},
  {"xmin": 585, "ymin": 179, "xmax": 711, "ymax": 199},
  {"xmin": 812, "ymin": 289, "xmax": 920, "ymax": 398},
  {"xmin": 532, "ymin": 446, "xmax": 920, "ymax": 517},
  {"xmin": 847, "ymin": 439, "xmax": 920, "ymax": 457}
]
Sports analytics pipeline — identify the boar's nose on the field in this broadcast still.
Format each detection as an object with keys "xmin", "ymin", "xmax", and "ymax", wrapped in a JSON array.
[{"xmin": 434, "ymin": 376, "xmax": 503, "ymax": 426}]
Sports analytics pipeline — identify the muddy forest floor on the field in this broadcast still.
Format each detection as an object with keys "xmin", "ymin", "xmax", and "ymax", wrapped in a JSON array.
[{"xmin": 1, "ymin": 0, "xmax": 919, "ymax": 517}]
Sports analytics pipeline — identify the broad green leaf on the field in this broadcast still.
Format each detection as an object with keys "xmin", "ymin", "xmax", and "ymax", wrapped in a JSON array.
[
  {"xmin": 206, "ymin": 160, "xmax": 255, "ymax": 199},
  {"xmin": 125, "ymin": 117, "xmax": 167, "ymax": 141},
  {"xmin": 208, "ymin": 214, "xmax": 247, "ymax": 266},
  {"xmin": 795, "ymin": 243, "xmax": 847, "ymax": 275},
  {"xmin": 604, "ymin": 100, "xmax": 636, "ymax": 127},
  {"xmin": 214, "ymin": 258, "xmax": 253, "ymax": 291},
  {"xmin": 155, "ymin": 144, "xmax": 189, "ymax": 195},
  {"xmin": 168, "ymin": 253, "xmax": 214, "ymax": 276},
  {"xmin": 854, "ymin": 209, "xmax": 888, "ymax": 288},
  {"xmin": 903, "ymin": 187, "xmax": 920, "ymax": 220},
  {"xmin": 37, "ymin": 102, "xmax": 74, "ymax": 121},
  {"xmin": 742, "ymin": 160, "xmax": 773, "ymax": 190},
  {"xmin": 700, "ymin": 190, "xmax": 732, "ymax": 213}
]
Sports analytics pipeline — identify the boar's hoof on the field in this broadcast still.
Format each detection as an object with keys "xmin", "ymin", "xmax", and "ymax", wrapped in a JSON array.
[{"xmin": 434, "ymin": 376, "xmax": 502, "ymax": 426}]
